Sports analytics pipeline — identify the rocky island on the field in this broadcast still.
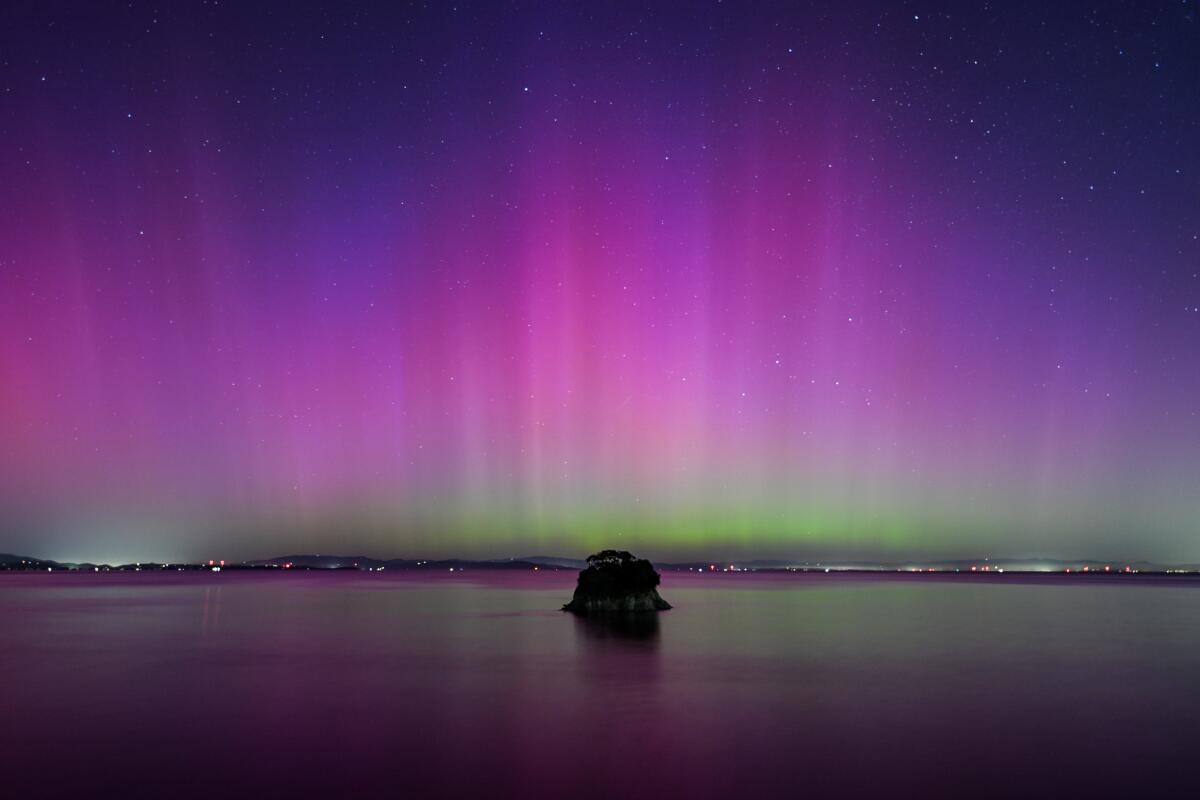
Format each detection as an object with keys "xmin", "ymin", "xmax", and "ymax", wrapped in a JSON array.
[{"xmin": 563, "ymin": 550, "xmax": 672, "ymax": 614}]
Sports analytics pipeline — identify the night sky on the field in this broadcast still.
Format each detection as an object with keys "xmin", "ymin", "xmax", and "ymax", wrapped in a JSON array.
[{"xmin": 2, "ymin": 1, "xmax": 1198, "ymax": 563}]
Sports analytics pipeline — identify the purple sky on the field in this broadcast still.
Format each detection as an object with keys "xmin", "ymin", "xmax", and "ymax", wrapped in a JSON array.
[{"xmin": 1, "ymin": 1, "xmax": 1198, "ymax": 563}]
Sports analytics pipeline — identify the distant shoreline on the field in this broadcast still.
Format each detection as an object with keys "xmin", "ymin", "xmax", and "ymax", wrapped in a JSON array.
[{"xmin": 6, "ymin": 551, "xmax": 1198, "ymax": 576}]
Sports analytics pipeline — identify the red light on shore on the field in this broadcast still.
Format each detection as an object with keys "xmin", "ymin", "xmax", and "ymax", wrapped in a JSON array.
[
  {"xmin": 208, "ymin": 560, "xmax": 214, "ymax": 566},
  {"xmin": 970, "ymin": 565, "xmax": 977, "ymax": 572}
]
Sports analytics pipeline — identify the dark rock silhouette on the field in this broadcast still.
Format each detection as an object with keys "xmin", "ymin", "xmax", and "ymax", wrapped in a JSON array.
[{"xmin": 562, "ymin": 550, "xmax": 672, "ymax": 614}]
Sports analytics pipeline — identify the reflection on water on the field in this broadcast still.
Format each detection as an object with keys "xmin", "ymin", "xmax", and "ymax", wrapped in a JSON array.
[
  {"xmin": 1, "ymin": 571, "xmax": 1198, "ymax": 798},
  {"xmin": 200, "ymin": 584, "xmax": 222, "ymax": 634},
  {"xmin": 572, "ymin": 610, "xmax": 662, "ymax": 695},
  {"xmin": 571, "ymin": 610, "xmax": 661, "ymax": 645}
]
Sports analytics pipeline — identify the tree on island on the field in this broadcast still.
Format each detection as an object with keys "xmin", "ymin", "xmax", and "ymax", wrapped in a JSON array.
[{"xmin": 562, "ymin": 550, "xmax": 671, "ymax": 614}]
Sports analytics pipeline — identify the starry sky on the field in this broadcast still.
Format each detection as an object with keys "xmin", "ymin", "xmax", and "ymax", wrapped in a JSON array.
[{"xmin": 1, "ymin": 1, "xmax": 1198, "ymax": 564}]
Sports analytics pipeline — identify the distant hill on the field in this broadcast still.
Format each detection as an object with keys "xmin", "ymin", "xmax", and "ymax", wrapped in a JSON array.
[
  {"xmin": 516, "ymin": 555, "xmax": 587, "ymax": 568},
  {"xmin": 0, "ymin": 553, "xmax": 61, "ymax": 570},
  {"xmin": 245, "ymin": 554, "xmax": 388, "ymax": 569},
  {"xmin": 247, "ymin": 554, "xmax": 566, "ymax": 571},
  {"xmin": 246, "ymin": 554, "xmax": 1200, "ymax": 574}
]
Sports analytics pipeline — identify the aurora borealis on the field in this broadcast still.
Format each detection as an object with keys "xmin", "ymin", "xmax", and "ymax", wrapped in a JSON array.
[{"xmin": 2, "ymin": 2, "xmax": 1198, "ymax": 563}]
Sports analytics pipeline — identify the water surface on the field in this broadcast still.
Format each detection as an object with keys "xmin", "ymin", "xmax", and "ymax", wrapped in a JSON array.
[{"xmin": 2, "ymin": 571, "xmax": 1196, "ymax": 797}]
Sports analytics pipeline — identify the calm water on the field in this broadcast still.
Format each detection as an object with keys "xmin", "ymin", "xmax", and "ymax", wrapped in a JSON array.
[{"xmin": 2, "ymin": 571, "xmax": 1198, "ymax": 798}]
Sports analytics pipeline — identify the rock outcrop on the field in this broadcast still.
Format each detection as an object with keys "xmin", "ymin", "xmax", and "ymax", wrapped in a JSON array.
[{"xmin": 562, "ymin": 550, "xmax": 671, "ymax": 614}]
